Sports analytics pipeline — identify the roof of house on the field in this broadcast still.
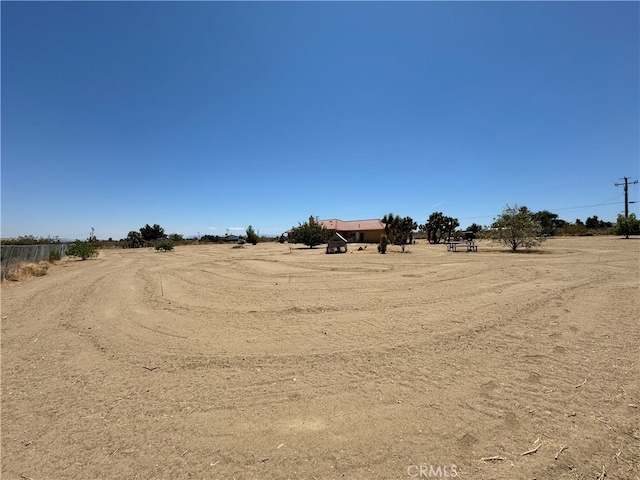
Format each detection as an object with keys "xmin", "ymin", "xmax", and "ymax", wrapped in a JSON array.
[{"xmin": 318, "ymin": 218, "xmax": 385, "ymax": 232}]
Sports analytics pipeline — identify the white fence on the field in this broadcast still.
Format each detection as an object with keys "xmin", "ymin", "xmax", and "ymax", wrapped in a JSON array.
[{"xmin": 1, "ymin": 244, "xmax": 68, "ymax": 281}]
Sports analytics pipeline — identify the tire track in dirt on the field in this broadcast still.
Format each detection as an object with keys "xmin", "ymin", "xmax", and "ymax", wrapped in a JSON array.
[{"xmin": 2, "ymin": 239, "xmax": 638, "ymax": 480}]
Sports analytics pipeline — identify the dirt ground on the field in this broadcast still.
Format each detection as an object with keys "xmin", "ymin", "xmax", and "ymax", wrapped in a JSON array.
[{"xmin": 1, "ymin": 236, "xmax": 639, "ymax": 480}]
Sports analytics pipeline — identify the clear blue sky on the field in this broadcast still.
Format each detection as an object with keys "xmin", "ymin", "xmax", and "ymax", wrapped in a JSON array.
[{"xmin": 2, "ymin": 1, "xmax": 638, "ymax": 240}]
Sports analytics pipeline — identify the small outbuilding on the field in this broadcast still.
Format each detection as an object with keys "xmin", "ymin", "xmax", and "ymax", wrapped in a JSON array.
[{"xmin": 326, "ymin": 233, "xmax": 348, "ymax": 254}]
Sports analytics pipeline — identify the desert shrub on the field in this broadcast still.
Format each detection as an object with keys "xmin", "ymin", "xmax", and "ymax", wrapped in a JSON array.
[
  {"xmin": 48, "ymin": 251, "xmax": 62, "ymax": 262},
  {"xmin": 559, "ymin": 223, "xmax": 588, "ymax": 236},
  {"xmin": 67, "ymin": 240, "xmax": 99, "ymax": 260},
  {"xmin": 378, "ymin": 234, "xmax": 390, "ymax": 254},
  {"xmin": 487, "ymin": 205, "xmax": 545, "ymax": 251},
  {"xmin": 615, "ymin": 213, "xmax": 640, "ymax": 238},
  {"xmin": 155, "ymin": 241, "xmax": 174, "ymax": 252}
]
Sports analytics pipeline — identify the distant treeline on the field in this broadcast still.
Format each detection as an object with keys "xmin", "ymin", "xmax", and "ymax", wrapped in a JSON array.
[
  {"xmin": 1, "ymin": 236, "xmax": 64, "ymax": 245},
  {"xmin": 3, "ymin": 212, "xmax": 635, "ymax": 248}
]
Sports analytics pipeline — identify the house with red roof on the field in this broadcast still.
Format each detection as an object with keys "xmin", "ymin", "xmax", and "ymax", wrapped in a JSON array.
[{"xmin": 316, "ymin": 218, "xmax": 385, "ymax": 243}]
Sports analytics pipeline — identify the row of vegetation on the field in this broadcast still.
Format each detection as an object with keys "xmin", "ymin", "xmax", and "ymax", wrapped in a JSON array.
[
  {"xmin": 122, "ymin": 223, "xmax": 264, "ymax": 248},
  {"xmin": 288, "ymin": 207, "xmax": 640, "ymax": 252},
  {"xmin": 3, "ymin": 209, "xmax": 638, "ymax": 255}
]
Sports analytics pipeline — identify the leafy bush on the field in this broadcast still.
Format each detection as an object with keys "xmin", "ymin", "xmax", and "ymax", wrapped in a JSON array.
[
  {"xmin": 155, "ymin": 241, "xmax": 174, "ymax": 252},
  {"xmin": 67, "ymin": 240, "xmax": 99, "ymax": 260},
  {"xmin": 615, "ymin": 213, "xmax": 640, "ymax": 238}
]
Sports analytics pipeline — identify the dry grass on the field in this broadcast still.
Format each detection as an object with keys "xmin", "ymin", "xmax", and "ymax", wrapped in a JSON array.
[{"xmin": 3, "ymin": 260, "xmax": 52, "ymax": 282}]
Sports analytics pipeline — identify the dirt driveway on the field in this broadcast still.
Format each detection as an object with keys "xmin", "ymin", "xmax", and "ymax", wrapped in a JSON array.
[{"xmin": 2, "ymin": 237, "xmax": 638, "ymax": 479}]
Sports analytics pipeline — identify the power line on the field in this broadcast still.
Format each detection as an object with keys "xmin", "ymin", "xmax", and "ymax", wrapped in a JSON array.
[
  {"xmin": 615, "ymin": 177, "xmax": 639, "ymax": 219},
  {"xmin": 615, "ymin": 176, "xmax": 639, "ymax": 239},
  {"xmin": 545, "ymin": 201, "xmax": 623, "ymax": 212},
  {"xmin": 456, "ymin": 200, "xmax": 624, "ymax": 221}
]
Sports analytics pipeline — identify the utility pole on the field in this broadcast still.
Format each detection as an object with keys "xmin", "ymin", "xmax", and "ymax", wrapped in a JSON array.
[{"xmin": 615, "ymin": 177, "xmax": 638, "ymax": 239}]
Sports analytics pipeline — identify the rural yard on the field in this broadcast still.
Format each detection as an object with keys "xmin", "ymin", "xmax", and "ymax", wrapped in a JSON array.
[{"xmin": 1, "ymin": 236, "xmax": 638, "ymax": 480}]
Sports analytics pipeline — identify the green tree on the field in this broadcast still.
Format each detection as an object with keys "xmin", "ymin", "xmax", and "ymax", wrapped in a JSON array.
[
  {"xmin": 585, "ymin": 215, "xmax": 613, "ymax": 231},
  {"xmin": 488, "ymin": 205, "xmax": 545, "ymax": 251},
  {"xmin": 381, "ymin": 213, "xmax": 399, "ymax": 243},
  {"xmin": 615, "ymin": 213, "xmax": 640, "ymax": 238},
  {"xmin": 126, "ymin": 231, "xmax": 145, "ymax": 248},
  {"xmin": 140, "ymin": 224, "xmax": 166, "ymax": 241},
  {"xmin": 289, "ymin": 216, "xmax": 330, "ymax": 248},
  {"xmin": 67, "ymin": 240, "xmax": 99, "ymax": 260},
  {"xmin": 532, "ymin": 210, "xmax": 560, "ymax": 236},
  {"xmin": 395, "ymin": 217, "xmax": 417, "ymax": 251},
  {"xmin": 585, "ymin": 215, "xmax": 599, "ymax": 230},
  {"xmin": 245, "ymin": 225, "xmax": 259, "ymax": 245},
  {"xmin": 419, "ymin": 212, "xmax": 459, "ymax": 244},
  {"xmin": 381, "ymin": 214, "xmax": 417, "ymax": 251},
  {"xmin": 465, "ymin": 223, "xmax": 483, "ymax": 235}
]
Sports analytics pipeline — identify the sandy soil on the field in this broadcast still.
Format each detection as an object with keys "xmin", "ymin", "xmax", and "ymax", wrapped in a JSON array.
[{"xmin": 1, "ymin": 236, "xmax": 639, "ymax": 480}]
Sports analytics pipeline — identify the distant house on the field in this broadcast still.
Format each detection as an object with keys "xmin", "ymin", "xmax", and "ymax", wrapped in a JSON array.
[{"xmin": 317, "ymin": 218, "xmax": 385, "ymax": 243}]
